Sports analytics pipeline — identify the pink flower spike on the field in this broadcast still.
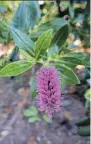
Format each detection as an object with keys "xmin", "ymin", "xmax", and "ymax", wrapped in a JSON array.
[{"xmin": 36, "ymin": 67, "xmax": 62, "ymax": 117}]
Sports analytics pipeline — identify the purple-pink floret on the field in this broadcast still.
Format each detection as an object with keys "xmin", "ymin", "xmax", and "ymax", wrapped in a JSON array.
[{"xmin": 36, "ymin": 67, "xmax": 61, "ymax": 117}]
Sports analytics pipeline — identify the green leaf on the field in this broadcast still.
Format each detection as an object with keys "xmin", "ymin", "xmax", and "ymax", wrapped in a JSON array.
[
  {"xmin": 43, "ymin": 114, "xmax": 52, "ymax": 123},
  {"xmin": 69, "ymin": 4, "xmax": 74, "ymax": 19},
  {"xmin": 12, "ymin": 1, "xmax": 27, "ymax": 31},
  {"xmin": 55, "ymin": 64, "xmax": 80, "ymax": 87},
  {"xmin": 30, "ymin": 18, "xmax": 68, "ymax": 40},
  {"xmin": 38, "ymin": 18, "xmax": 68, "ymax": 32},
  {"xmin": 59, "ymin": 53, "xmax": 90, "ymax": 68},
  {"xmin": 76, "ymin": 117, "xmax": 90, "ymax": 126},
  {"xmin": 34, "ymin": 29, "xmax": 53, "ymax": 60},
  {"xmin": 29, "ymin": 76, "xmax": 36, "ymax": 99},
  {"xmin": 51, "ymin": 25, "xmax": 68, "ymax": 47},
  {"xmin": 23, "ymin": 109, "xmax": 33, "ymax": 117},
  {"xmin": 23, "ymin": 106, "xmax": 38, "ymax": 117},
  {"xmin": 25, "ymin": 1, "xmax": 41, "ymax": 29},
  {"xmin": 0, "ymin": 60, "xmax": 34, "ymax": 77},
  {"xmin": 85, "ymin": 100, "xmax": 90, "ymax": 109},
  {"xmin": 10, "ymin": 27, "xmax": 34, "ymax": 57},
  {"xmin": 29, "ymin": 106, "xmax": 38, "ymax": 116},
  {"xmin": 28, "ymin": 116, "xmax": 40, "ymax": 123},
  {"xmin": 12, "ymin": 1, "xmax": 40, "ymax": 31},
  {"xmin": 84, "ymin": 89, "xmax": 91, "ymax": 102},
  {"xmin": 77, "ymin": 127, "xmax": 90, "ymax": 136}
]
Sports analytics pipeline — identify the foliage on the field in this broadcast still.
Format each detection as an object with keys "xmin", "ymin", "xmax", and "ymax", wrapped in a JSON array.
[
  {"xmin": 12, "ymin": 1, "xmax": 41, "ymax": 32},
  {"xmin": 76, "ymin": 88, "xmax": 90, "ymax": 136},
  {"xmin": 23, "ymin": 105, "xmax": 51, "ymax": 123},
  {"xmin": 23, "ymin": 106, "xmax": 40, "ymax": 123},
  {"xmin": 0, "ymin": 1, "xmax": 89, "ymax": 86},
  {"xmin": 76, "ymin": 117, "xmax": 90, "ymax": 136},
  {"xmin": 84, "ymin": 88, "xmax": 90, "ymax": 109},
  {"xmin": 0, "ymin": 1, "xmax": 90, "ymax": 122},
  {"xmin": 29, "ymin": 75, "xmax": 36, "ymax": 99},
  {"xmin": 0, "ymin": 15, "xmax": 12, "ymax": 43}
]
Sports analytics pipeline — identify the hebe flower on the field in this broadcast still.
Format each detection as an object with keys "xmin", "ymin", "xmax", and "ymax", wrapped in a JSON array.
[{"xmin": 36, "ymin": 67, "xmax": 61, "ymax": 117}]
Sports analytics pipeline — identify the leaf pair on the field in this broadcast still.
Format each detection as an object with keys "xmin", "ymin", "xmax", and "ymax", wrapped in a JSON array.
[
  {"xmin": 0, "ymin": 27, "xmax": 52, "ymax": 77},
  {"xmin": 23, "ymin": 106, "xmax": 40, "ymax": 123}
]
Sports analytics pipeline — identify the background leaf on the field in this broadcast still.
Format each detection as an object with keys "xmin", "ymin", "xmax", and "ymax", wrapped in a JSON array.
[
  {"xmin": 12, "ymin": 1, "xmax": 27, "ymax": 32},
  {"xmin": 84, "ymin": 89, "xmax": 91, "ymax": 102},
  {"xmin": 51, "ymin": 25, "xmax": 68, "ymax": 48},
  {"xmin": 23, "ymin": 106, "xmax": 38, "ymax": 117},
  {"xmin": 43, "ymin": 114, "xmax": 51, "ymax": 123},
  {"xmin": 28, "ymin": 116, "xmax": 40, "ymax": 123},
  {"xmin": 69, "ymin": 4, "xmax": 74, "ymax": 19},
  {"xmin": 38, "ymin": 18, "xmax": 68, "ymax": 32},
  {"xmin": 10, "ymin": 27, "xmax": 34, "ymax": 57},
  {"xmin": 12, "ymin": 1, "xmax": 41, "ymax": 32},
  {"xmin": 30, "ymin": 18, "xmax": 68, "ymax": 40},
  {"xmin": 25, "ymin": 1, "xmax": 41, "ymax": 29},
  {"xmin": 29, "ymin": 76, "xmax": 36, "ymax": 99}
]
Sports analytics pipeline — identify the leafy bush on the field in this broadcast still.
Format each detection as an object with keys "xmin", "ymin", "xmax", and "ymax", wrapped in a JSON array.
[{"xmin": 0, "ymin": 1, "xmax": 90, "ymax": 121}]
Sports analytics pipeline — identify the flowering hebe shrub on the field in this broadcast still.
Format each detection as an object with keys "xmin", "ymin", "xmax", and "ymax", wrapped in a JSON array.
[
  {"xmin": 37, "ymin": 67, "xmax": 61, "ymax": 117},
  {"xmin": 0, "ymin": 1, "xmax": 89, "ymax": 122}
]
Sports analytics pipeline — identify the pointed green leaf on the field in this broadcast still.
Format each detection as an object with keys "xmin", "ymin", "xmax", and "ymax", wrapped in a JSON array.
[
  {"xmin": 12, "ymin": 1, "xmax": 40, "ymax": 31},
  {"xmin": 56, "ymin": 53, "xmax": 89, "ymax": 69},
  {"xmin": 61, "ymin": 53, "xmax": 89, "ymax": 68},
  {"xmin": 69, "ymin": 4, "xmax": 74, "ymax": 19},
  {"xmin": 0, "ymin": 60, "xmax": 34, "ymax": 77},
  {"xmin": 51, "ymin": 25, "xmax": 68, "ymax": 47},
  {"xmin": 12, "ymin": 1, "xmax": 27, "ymax": 31},
  {"xmin": 55, "ymin": 64, "xmax": 80, "ymax": 87},
  {"xmin": 26, "ymin": 1, "xmax": 41, "ymax": 28},
  {"xmin": 30, "ymin": 18, "xmax": 68, "ymax": 40},
  {"xmin": 10, "ymin": 27, "xmax": 34, "ymax": 57},
  {"xmin": 34, "ymin": 29, "xmax": 53, "ymax": 60},
  {"xmin": 38, "ymin": 18, "xmax": 68, "ymax": 32}
]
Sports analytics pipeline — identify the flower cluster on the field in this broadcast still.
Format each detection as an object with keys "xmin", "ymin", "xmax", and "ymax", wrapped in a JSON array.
[{"xmin": 36, "ymin": 67, "xmax": 61, "ymax": 117}]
